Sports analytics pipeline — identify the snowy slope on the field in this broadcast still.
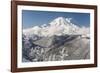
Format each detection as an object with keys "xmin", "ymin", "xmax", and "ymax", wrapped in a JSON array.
[{"xmin": 23, "ymin": 17, "xmax": 90, "ymax": 37}]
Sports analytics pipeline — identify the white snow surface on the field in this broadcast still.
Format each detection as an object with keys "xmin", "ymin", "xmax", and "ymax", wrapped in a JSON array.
[{"xmin": 23, "ymin": 17, "xmax": 90, "ymax": 37}]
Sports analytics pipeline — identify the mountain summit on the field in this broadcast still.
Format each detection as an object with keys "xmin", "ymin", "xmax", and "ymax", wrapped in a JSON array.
[
  {"xmin": 50, "ymin": 17, "xmax": 68, "ymax": 26},
  {"xmin": 23, "ymin": 17, "xmax": 89, "ymax": 37},
  {"xmin": 50, "ymin": 17, "xmax": 72, "ymax": 26}
]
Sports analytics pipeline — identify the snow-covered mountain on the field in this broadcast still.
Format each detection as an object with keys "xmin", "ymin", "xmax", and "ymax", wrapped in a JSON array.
[
  {"xmin": 23, "ymin": 17, "xmax": 89, "ymax": 37},
  {"xmin": 22, "ymin": 17, "xmax": 90, "ymax": 62}
]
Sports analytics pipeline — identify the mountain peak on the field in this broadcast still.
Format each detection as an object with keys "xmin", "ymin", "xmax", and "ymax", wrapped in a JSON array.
[
  {"xmin": 55, "ymin": 17, "xmax": 66, "ymax": 21},
  {"xmin": 23, "ymin": 16, "xmax": 89, "ymax": 37},
  {"xmin": 50, "ymin": 17, "xmax": 67, "ymax": 26}
]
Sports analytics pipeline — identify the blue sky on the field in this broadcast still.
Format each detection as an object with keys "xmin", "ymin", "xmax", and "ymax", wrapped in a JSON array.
[{"xmin": 22, "ymin": 10, "xmax": 90, "ymax": 29}]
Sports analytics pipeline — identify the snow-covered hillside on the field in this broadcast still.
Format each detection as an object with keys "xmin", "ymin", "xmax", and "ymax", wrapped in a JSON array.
[{"xmin": 23, "ymin": 17, "xmax": 90, "ymax": 37}]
